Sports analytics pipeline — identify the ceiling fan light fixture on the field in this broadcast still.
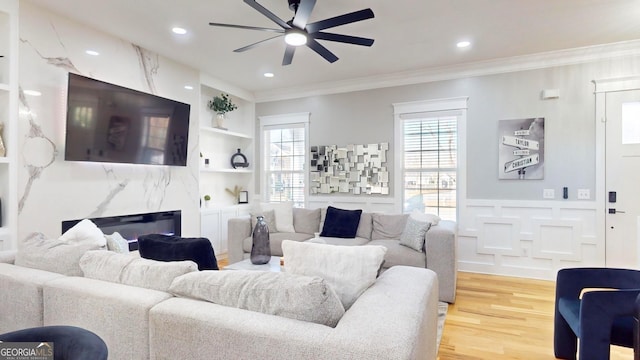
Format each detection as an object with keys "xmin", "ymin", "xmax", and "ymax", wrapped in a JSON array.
[{"xmin": 284, "ymin": 29, "xmax": 307, "ymax": 46}]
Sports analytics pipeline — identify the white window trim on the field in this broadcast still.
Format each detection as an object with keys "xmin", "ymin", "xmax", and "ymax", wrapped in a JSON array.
[
  {"xmin": 392, "ymin": 97, "xmax": 468, "ymax": 217},
  {"xmin": 258, "ymin": 112, "xmax": 310, "ymax": 205}
]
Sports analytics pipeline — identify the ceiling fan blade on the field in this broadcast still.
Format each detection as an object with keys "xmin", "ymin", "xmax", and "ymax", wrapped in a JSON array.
[
  {"xmin": 292, "ymin": 0, "xmax": 316, "ymax": 29},
  {"xmin": 234, "ymin": 35, "xmax": 284, "ymax": 53},
  {"xmin": 282, "ymin": 45, "xmax": 296, "ymax": 66},
  {"xmin": 243, "ymin": 0, "xmax": 291, "ymax": 29},
  {"xmin": 306, "ymin": 8, "xmax": 374, "ymax": 33},
  {"xmin": 312, "ymin": 32, "xmax": 374, "ymax": 47},
  {"xmin": 209, "ymin": 22, "xmax": 284, "ymax": 33},
  {"xmin": 306, "ymin": 38, "xmax": 339, "ymax": 63}
]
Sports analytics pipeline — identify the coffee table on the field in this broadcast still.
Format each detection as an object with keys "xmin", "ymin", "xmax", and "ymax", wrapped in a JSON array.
[{"xmin": 224, "ymin": 256, "xmax": 282, "ymax": 272}]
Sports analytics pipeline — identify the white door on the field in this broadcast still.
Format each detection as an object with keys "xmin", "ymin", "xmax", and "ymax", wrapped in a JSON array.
[{"xmin": 605, "ymin": 89, "xmax": 640, "ymax": 268}]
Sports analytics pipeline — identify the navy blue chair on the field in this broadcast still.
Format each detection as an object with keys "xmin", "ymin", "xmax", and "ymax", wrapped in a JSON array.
[
  {"xmin": 0, "ymin": 326, "xmax": 108, "ymax": 360},
  {"xmin": 554, "ymin": 267, "xmax": 640, "ymax": 360}
]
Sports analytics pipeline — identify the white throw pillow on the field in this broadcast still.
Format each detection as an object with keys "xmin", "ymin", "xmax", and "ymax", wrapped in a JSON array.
[
  {"xmin": 411, "ymin": 209, "xmax": 441, "ymax": 226},
  {"xmin": 59, "ymin": 219, "xmax": 106, "ymax": 247},
  {"xmin": 282, "ymin": 240, "xmax": 386, "ymax": 310},
  {"xmin": 169, "ymin": 270, "xmax": 345, "ymax": 327},
  {"xmin": 399, "ymin": 217, "xmax": 431, "ymax": 251},
  {"xmin": 259, "ymin": 202, "xmax": 295, "ymax": 233},
  {"xmin": 105, "ymin": 232, "xmax": 130, "ymax": 254}
]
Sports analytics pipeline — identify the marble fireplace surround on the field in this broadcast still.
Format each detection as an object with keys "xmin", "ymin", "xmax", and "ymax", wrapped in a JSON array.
[{"xmin": 61, "ymin": 210, "xmax": 181, "ymax": 251}]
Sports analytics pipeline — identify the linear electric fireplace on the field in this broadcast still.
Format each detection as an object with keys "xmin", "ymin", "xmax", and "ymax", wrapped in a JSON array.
[{"xmin": 62, "ymin": 210, "xmax": 181, "ymax": 251}]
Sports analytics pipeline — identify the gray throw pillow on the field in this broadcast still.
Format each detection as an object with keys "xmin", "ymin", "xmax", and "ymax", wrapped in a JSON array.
[
  {"xmin": 15, "ymin": 233, "xmax": 106, "ymax": 276},
  {"xmin": 169, "ymin": 270, "xmax": 345, "ymax": 327},
  {"xmin": 371, "ymin": 213, "xmax": 409, "ymax": 240},
  {"xmin": 293, "ymin": 208, "xmax": 321, "ymax": 234},
  {"xmin": 399, "ymin": 217, "xmax": 431, "ymax": 252},
  {"xmin": 250, "ymin": 209, "xmax": 277, "ymax": 234}
]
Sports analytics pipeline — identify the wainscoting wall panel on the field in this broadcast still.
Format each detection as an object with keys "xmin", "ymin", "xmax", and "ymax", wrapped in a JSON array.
[{"xmin": 458, "ymin": 199, "xmax": 602, "ymax": 280}]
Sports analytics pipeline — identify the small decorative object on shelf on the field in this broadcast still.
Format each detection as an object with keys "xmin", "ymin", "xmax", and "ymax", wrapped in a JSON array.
[
  {"xmin": 230, "ymin": 148, "xmax": 249, "ymax": 169},
  {"xmin": 203, "ymin": 194, "xmax": 211, "ymax": 208},
  {"xmin": 204, "ymin": 158, "xmax": 210, "ymax": 168},
  {"xmin": 238, "ymin": 191, "xmax": 249, "ymax": 204},
  {"xmin": 251, "ymin": 215, "xmax": 271, "ymax": 264},
  {"xmin": 208, "ymin": 93, "xmax": 237, "ymax": 130},
  {"xmin": 225, "ymin": 185, "xmax": 243, "ymax": 204}
]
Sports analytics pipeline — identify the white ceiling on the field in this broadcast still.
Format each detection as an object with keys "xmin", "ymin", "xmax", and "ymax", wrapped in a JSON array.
[{"xmin": 25, "ymin": 0, "xmax": 640, "ymax": 99}]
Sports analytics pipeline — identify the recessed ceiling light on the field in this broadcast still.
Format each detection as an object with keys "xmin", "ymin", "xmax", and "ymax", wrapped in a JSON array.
[
  {"xmin": 456, "ymin": 41, "xmax": 471, "ymax": 48},
  {"xmin": 264, "ymin": 72, "xmax": 274, "ymax": 78},
  {"xmin": 23, "ymin": 90, "xmax": 42, "ymax": 96},
  {"xmin": 172, "ymin": 27, "xmax": 187, "ymax": 35},
  {"xmin": 85, "ymin": 50, "xmax": 100, "ymax": 56},
  {"xmin": 184, "ymin": 85, "xmax": 194, "ymax": 90}
]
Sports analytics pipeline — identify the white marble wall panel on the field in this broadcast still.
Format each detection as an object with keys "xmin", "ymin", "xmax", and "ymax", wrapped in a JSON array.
[
  {"xmin": 458, "ymin": 199, "xmax": 602, "ymax": 280},
  {"xmin": 17, "ymin": 3, "xmax": 200, "ymax": 240}
]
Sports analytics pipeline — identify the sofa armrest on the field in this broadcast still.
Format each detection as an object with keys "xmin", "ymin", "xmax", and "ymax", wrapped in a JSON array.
[
  {"xmin": 426, "ymin": 220, "xmax": 457, "ymax": 303},
  {"xmin": 227, "ymin": 216, "xmax": 251, "ymax": 264},
  {"xmin": 0, "ymin": 250, "xmax": 17, "ymax": 264},
  {"xmin": 148, "ymin": 266, "xmax": 439, "ymax": 360}
]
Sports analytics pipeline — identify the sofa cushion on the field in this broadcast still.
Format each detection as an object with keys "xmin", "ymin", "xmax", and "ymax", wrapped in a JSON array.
[
  {"xmin": 169, "ymin": 270, "xmax": 344, "ymax": 327},
  {"xmin": 15, "ymin": 233, "xmax": 105, "ymax": 276},
  {"xmin": 307, "ymin": 237, "xmax": 370, "ymax": 246},
  {"xmin": 250, "ymin": 209, "xmax": 277, "ymax": 233},
  {"xmin": 59, "ymin": 219, "xmax": 106, "ymax": 247},
  {"xmin": 399, "ymin": 217, "xmax": 431, "ymax": 251},
  {"xmin": 242, "ymin": 232, "xmax": 313, "ymax": 255},
  {"xmin": 320, "ymin": 206, "xmax": 363, "ymax": 238},
  {"xmin": 371, "ymin": 213, "xmax": 409, "ymax": 240},
  {"xmin": 105, "ymin": 232, "xmax": 130, "ymax": 254},
  {"xmin": 259, "ymin": 202, "xmax": 295, "ymax": 233},
  {"xmin": 80, "ymin": 250, "xmax": 198, "ymax": 292},
  {"xmin": 282, "ymin": 240, "xmax": 386, "ymax": 310},
  {"xmin": 368, "ymin": 240, "xmax": 427, "ymax": 268},
  {"xmin": 293, "ymin": 208, "xmax": 321, "ymax": 235}
]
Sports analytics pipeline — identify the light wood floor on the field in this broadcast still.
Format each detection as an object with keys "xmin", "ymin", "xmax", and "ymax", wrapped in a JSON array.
[{"xmin": 438, "ymin": 272, "xmax": 634, "ymax": 359}]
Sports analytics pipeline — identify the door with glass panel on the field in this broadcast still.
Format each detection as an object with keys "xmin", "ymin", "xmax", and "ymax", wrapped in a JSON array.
[{"xmin": 605, "ymin": 89, "xmax": 640, "ymax": 267}]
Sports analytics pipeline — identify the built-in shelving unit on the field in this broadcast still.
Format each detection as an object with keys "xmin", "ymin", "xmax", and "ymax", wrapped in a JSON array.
[
  {"xmin": 198, "ymin": 76, "xmax": 256, "ymax": 257},
  {"xmin": 0, "ymin": 0, "xmax": 18, "ymax": 250}
]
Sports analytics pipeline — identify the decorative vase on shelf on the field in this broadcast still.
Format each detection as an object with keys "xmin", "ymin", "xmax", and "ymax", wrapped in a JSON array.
[
  {"xmin": 215, "ymin": 113, "xmax": 227, "ymax": 130},
  {"xmin": 251, "ymin": 215, "xmax": 271, "ymax": 264}
]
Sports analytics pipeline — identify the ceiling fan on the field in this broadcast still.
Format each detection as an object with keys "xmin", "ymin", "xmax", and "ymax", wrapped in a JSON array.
[{"xmin": 209, "ymin": 0, "xmax": 375, "ymax": 65}]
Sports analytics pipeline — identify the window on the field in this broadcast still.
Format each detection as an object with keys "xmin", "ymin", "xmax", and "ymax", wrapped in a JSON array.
[
  {"xmin": 260, "ymin": 113, "xmax": 309, "ymax": 208},
  {"xmin": 394, "ymin": 98, "xmax": 467, "ymax": 221}
]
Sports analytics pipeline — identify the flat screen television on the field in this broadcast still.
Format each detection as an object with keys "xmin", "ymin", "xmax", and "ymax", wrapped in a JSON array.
[{"xmin": 65, "ymin": 73, "xmax": 191, "ymax": 166}]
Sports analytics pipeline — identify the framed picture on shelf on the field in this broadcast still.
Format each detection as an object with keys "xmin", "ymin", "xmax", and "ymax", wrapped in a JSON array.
[{"xmin": 238, "ymin": 191, "xmax": 249, "ymax": 204}]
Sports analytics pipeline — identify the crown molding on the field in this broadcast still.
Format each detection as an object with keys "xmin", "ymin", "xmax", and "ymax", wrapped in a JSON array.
[{"xmin": 253, "ymin": 39, "xmax": 640, "ymax": 103}]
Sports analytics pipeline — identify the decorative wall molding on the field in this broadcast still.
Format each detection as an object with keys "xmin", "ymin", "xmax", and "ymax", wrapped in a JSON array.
[
  {"xmin": 255, "ymin": 39, "xmax": 640, "ymax": 103},
  {"xmin": 458, "ymin": 199, "xmax": 601, "ymax": 280}
]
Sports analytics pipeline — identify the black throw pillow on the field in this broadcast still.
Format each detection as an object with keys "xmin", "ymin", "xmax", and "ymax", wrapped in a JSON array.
[
  {"xmin": 138, "ymin": 234, "xmax": 218, "ymax": 270},
  {"xmin": 320, "ymin": 206, "xmax": 363, "ymax": 238}
]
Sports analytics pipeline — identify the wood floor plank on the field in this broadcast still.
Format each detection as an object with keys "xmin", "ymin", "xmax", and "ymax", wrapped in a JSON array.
[{"xmin": 438, "ymin": 272, "xmax": 634, "ymax": 359}]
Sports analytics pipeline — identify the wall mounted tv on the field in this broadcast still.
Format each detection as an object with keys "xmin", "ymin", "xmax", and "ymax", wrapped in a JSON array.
[{"xmin": 65, "ymin": 73, "xmax": 191, "ymax": 166}]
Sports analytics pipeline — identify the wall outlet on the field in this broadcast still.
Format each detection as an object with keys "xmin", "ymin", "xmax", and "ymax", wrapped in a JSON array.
[
  {"xmin": 577, "ymin": 189, "xmax": 590, "ymax": 200},
  {"xmin": 543, "ymin": 189, "xmax": 555, "ymax": 199}
]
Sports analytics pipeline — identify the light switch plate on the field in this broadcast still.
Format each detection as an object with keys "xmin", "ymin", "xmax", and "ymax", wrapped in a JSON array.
[
  {"xmin": 543, "ymin": 189, "xmax": 555, "ymax": 199},
  {"xmin": 577, "ymin": 189, "xmax": 590, "ymax": 200}
]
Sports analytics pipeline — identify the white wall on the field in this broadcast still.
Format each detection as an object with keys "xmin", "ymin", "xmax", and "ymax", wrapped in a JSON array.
[
  {"xmin": 17, "ymin": 3, "xmax": 200, "ymax": 240},
  {"xmin": 256, "ymin": 54, "xmax": 640, "ymax": 279}
]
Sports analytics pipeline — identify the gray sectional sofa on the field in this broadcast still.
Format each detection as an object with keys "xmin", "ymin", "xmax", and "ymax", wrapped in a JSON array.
[
  {"xmin": 0, "ymin": 248, "xmax": 440, "ymax": 360},
  {"xmin": 228, "ymin": 208, "xmax": 458, "ymax": 303}
]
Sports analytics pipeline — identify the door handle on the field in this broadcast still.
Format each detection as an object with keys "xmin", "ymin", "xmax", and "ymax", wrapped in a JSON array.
[{"xmin": 609, "ymin": 208, "xmax": 626, "ymax": 214}]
